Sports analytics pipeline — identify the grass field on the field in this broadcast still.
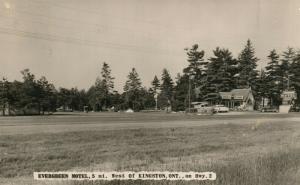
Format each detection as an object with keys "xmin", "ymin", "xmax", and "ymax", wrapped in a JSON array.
[{"xmin": 0, "ymin": 112, "xmax": 300, "ymax": 185}]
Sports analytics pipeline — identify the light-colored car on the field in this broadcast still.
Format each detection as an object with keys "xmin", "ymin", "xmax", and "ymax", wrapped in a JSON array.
[
  {"xmin": 56, "ymin": 106, "xmax": 73, "ymax": 112},
  {"xmin": 214, "ymin": 105, "xmax": 229, "ymax": 113},
  {"xmin": 125, "ymin": 108, "xmax": 134, "ymax": 113}
]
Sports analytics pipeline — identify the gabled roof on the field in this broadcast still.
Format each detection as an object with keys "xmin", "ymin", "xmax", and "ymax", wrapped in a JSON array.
[
  {"xmin": 219, "ymin": 92, "xmax": 232, "ymax": 97},
  {"xmin": 231, "ymin": 89, "xmax": 251, "ymax": 98},
  {"xmin": 220, "ymin": 88, "xmax": 252, "ymax": 101},
  {"xmin": 191, "ymin": 101, "xmax": 208, "ymax": 105}
]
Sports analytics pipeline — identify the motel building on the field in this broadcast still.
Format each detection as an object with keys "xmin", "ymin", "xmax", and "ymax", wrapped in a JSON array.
[
  {"xmin": 219, "ymin": 88, "xmax": 255, "ymax": 111},
  {"xmin": 279, "ymin": 90, "xmax": 297, "ymax": 113}
]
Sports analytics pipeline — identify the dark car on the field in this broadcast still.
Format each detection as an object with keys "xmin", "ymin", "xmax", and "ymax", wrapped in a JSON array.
[
  {"xmin": 290, "ymin": 106, "xmax": 300, "ymax": 112},
  {"xmin": 260, "ymin": 107, "xmax": 278, "ymax": 113}
]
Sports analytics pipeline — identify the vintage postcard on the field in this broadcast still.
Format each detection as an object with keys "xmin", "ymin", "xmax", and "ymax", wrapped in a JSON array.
[{"xmin": 0, "ymin": 0, "xmax": 300, "ymax": 185}]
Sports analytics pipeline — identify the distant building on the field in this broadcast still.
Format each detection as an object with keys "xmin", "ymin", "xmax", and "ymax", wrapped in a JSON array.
[
  {"xmin": 279, "ymin": 90, "xmax": 297, "ymax": 113},
  {"xmin": 219, "ymin": 88, "xmax": 255, "ymax": 111},
  {"xmin": 281, "ymin": 90, "xmax": 297, "ymax": 105}
]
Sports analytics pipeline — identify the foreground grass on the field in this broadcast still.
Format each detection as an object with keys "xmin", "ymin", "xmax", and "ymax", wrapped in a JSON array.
[
  {"xmin": 0, "ymin": 114, "xmax": 300, "ymax": 185},
  {"xmin": 72, "ymin": 148, "xmax": 300, "ymax": 185}
]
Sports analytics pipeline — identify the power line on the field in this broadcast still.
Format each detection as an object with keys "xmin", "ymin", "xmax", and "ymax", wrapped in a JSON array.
[
  {"xmin": 0, "ymin": 6, "xmax": 125, "ymax": 32},
  {"xmin": 0, "ymin": 5, "xmax": 170, "ymax": 44},
  {"xmin": 27, "ymin": 0, "xmax": 189, "ymax": 35},
  {"xmin": 0, "ymin": 26, "xmax": 182, "ymax": 56},
  {"xmin": 29, "ymin": 0, "xmax": 169, "ymax": 28},
  {"xmin": 0, "ymin": 9, "xmax": 168, "ymax": 44},
  {"xmin": 0, "ymin": 12, "xmax": 95, "ymax": 33},
  {"xmin": 0, "ymin": 1, "xmax": 185, "ymax": 55}
]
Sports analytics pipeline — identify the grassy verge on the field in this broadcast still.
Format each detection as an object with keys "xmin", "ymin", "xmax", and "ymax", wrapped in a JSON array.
[
  {"xmin": 0, "ymin": 118, "xmax": 299, "ymax": 184},
  {"xmin": 70, "ymin": 147, "xmax": 300, "ymax": 185}
]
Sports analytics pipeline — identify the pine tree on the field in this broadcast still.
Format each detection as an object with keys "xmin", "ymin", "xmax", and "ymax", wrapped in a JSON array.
[
  {"xmin": 124, "ymin": 68, "xmax": 142, "ymax": 92},
  {"xmin": 265, "ymin": 49, "xmax": 281, "ymax": 106},
  {"xmin": 101, "ymin": 62, "xmax": 115, "ymax": 93},
  {"xmin": 256, "ymin": 69, "xmax": 269, "ymax": 108},
  {"xmin": 172, "ymin": 73, "xmax": 189, "ymax": 111},
  {"xmin": 205, "ymin": 47, "xmax": 238, "ymax": 93},
  {"xmin": 92, "ymin": 62, "xmax": 115, "ymax": 110},
  {"xmin": 290, "ymin": 52, "xmax": 300, "ymax": 104},
  {"xmin": 183, "ymin": 44, "xmax": 207, "ymax": 99},
  {"xmin": 266, "ymin": 50, "xmax": 281, "ymax": 79},
  {"xmin": 237, "ymin": 39, "xmax": 259, "ymax": 89},
  {"xmin": 280, "ymin": 48, "xmax": 295, "ymax": 90},
  {"xmin": 123, "ymin": 68, "xmax": 143, "ymax": 111},
  {"xmin": 151, "ymin": 75, "xmax": 160, "ymax": 93},
  {"xmin": 172, "ymin": 44, "xmax": 206, "ymax": 110},
  {"xmin": 159, "ymin": 69, "xmax": 174, "ymax": 109},
  {"xmin": 183, "ymin": 44, "xmax": 207, "ymax": 81}
]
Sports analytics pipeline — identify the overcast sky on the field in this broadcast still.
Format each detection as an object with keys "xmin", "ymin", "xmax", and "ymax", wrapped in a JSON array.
[{"xmin": 1, "ymin": 0, "xmax": 300, "ymax": 92}]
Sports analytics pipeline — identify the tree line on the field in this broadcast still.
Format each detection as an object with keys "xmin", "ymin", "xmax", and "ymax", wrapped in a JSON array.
[{"xmin": 1, "ymin": 39, "xmax": 300, "ymax": 115}]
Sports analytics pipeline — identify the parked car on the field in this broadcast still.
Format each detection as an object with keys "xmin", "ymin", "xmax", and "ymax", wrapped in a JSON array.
[
  {"xmin": 56, "ymin": 106, "xmax": 73, "ymax": 112},
  {"xmin": 193, "ymin": 102, "xmax": 215, "ymax": 114},
  {"xmin": 260, "ymin": 107, "xmax": 278, "ymax": 112},
  {"xmin": 214, "ymin": 105, "xmax": 229, "ymax": 113},
  {"xmin": 186, "ymin": 108, "xmax": 198, "ymax": 113},
  {"xmin": 125, "ymin": 108, "xmax": 134, "ymax": 113},
  {"xmin": 290, "ymin": 106, "xmax": 300, "ymax": 112}
]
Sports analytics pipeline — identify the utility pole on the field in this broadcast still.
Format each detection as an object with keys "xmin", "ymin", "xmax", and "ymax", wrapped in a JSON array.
[
  {"xmin": 188, "ymin": 71, "xmax": 194, "ymax": 113},
  {"xmin": 287, "ymin": 76, "xmax": 290, "ymax": 90},
  {"xmin": 154, "ymin": 93, "xmax": 158, "ymax": 110},
  {"xmin": 188, "ymin": 76, "xmax": 191, "ymax": 113},
  {"xmin": 286, "ymin": 74, "xmax": 294, "ymax": 91}
]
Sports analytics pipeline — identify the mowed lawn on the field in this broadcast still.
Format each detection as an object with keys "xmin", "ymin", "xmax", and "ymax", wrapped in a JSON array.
[{"xmin": 0, "ymin": 112, "xmax": 300, "ymax": 185}]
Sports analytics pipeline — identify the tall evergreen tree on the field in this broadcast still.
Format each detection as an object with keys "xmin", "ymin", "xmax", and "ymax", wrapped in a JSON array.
[
  {"xmin": 205, "ymin": 47, "xmax": 238, "ymax": 94},
  {"xmin": 290, "ymin": 52, "xmax": 300, "ymax": 104},
  {"xmin": 124, "ymin": 68, "xmax": 142, "ymax": 92},
  {"xmin": 280, "ymin": 47, "xmax": 295, "ymax": 90},
  {"xmin": 151, "ymin": 75, "xmax": 160, "ymax": 94},
  {"xmin": 123, "ymin": 68, "xmax": 143, "ymax": 111},
  {"xmin": 172, "ymin": 73, "xmax": 189, "ymax": 111},
  {"xmin": 265, "ymin": 49, "xmax": 281, "ymax": 106},
  {"xmin": 237, "ymin": 39, "xmax": 259, "ymax": 89},
  {"xmin": 90, "ymin": 62, "xmax": 115, "ymax": 111},
  {"xmin": 172, "ymin": 44, "xmax": 206, "ymax": 111},
  {"xmin": 160, "ymin": 69, "xmax": 173, "ymax": 98},
  {"xmin": 256, "ymin": 69, "xmax": 269, "ymax": 108},
  {"xmin": 183, "ymin": 44, "xmax": 207, "ymax": 81},
  {"xmin": 159, "ymin": 69, "xmax": 174, "ymax": 109},
  {"xmin": 100, "ymin": 62, "xmax": 115, "ymax": 93},
  {"xmin": 183, "ymin": 44, "xmax": 207, "ymax": 99}
]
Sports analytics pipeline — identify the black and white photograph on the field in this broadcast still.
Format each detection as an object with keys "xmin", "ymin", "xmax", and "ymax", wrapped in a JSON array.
[{"xmin": 1, "ymin": 0, "xmax": 300, "ymax": 184}]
